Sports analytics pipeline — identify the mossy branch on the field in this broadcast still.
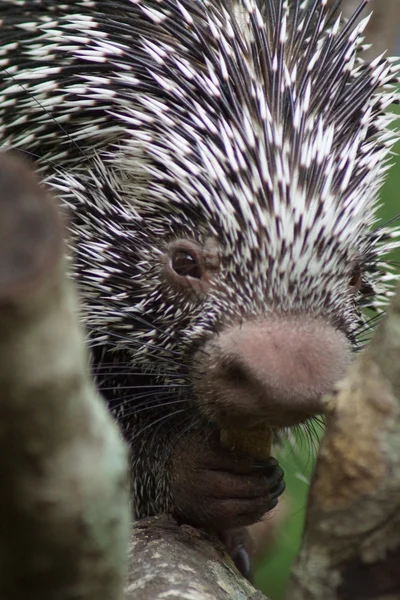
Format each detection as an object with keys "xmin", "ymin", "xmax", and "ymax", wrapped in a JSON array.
[{"xmin": 0, "ymin": 153, "xmax": 130, "ymax": 600}]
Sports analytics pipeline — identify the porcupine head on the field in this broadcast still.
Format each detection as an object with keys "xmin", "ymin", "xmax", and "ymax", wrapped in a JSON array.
[{"xmin": 0, "ymin": 0, "xmax": 399, "ymax": 542}]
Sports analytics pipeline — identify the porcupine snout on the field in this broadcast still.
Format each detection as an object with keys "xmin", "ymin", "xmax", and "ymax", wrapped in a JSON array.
[{"xmin": 194, "ymin": 318, "xmax": 351, "ymax": 429}]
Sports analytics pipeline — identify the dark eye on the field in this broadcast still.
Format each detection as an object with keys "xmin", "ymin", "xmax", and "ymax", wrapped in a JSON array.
[
  {"xmin": 171, "ymin": 248, "xmax": 202, "ymax": 279},
  {"xmin": 164, "ymin": 238, "xmax": 219, "ymax": 294},
  {"xmin": 349, "ymin": 264, "xmax": 362, "ymax": 291}
]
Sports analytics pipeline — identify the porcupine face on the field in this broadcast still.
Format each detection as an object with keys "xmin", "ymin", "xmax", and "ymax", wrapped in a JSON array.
[{"xmin": 0, "ymin": 0, "xmax": 399, "ymax": 433}]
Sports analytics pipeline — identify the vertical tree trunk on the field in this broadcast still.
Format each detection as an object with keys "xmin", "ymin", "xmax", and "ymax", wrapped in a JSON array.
[{"xmin": 0, "ymin": 153, "xmax": 130, "ymax": 600}]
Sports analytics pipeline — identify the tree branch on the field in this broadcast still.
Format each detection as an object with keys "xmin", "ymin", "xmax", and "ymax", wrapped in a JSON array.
[
  {"xmin": 286, "ymin": 286, "xmax": 400, "ymax": 600},
  {"xmin": 125, "ymin": 515, "xmax": 268, "ymax": 600},
  {"xmin": 0, "ymin": 153, "xmax": 130, "ymax": 600}
]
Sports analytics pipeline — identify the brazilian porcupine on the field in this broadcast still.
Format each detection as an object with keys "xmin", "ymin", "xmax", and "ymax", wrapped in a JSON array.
[{"xmin": 0, "ymin": 0, "xmax": 399, "ymax": 549}]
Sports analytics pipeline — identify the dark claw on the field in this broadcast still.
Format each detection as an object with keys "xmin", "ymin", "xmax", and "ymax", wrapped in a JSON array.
[
  {"xmin": 265, "ymin": 464, "xmax": 284, "ymax": 487},
  {"xmin": 231, "ymin": 545, "xmax": 252, "ymax": 580},
  {"xmin": 270, "ymin": 473, "xmax": 286, "ymax": 501},
  {"xmin": 268, "ymin": 497, "xmax": 279, "ymax": 510},
  {"xmin": 254, "ymin": 456, "xmax": 285, "ymax": 508},
  {"xmin": 254, "ymin": 456, "xmax": 278, "ymax": 470},
  {"xmin": 255, "ymin": 457, "xmax": 284, "ymax": 488}
]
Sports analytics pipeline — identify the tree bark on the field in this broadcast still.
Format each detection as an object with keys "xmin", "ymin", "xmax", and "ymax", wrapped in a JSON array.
[
  {"xmin": 0, "ymin": 153, "xmax": 130, "ymax": 600},
  {"xmin": 125, "ymin": 515, "xmax": 268, "ymax": 600}
]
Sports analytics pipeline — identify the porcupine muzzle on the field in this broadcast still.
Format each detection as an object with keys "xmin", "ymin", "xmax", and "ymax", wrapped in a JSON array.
[{"xmin": 193, "ymin": 317, "xmax": 351, "ymax": 455}]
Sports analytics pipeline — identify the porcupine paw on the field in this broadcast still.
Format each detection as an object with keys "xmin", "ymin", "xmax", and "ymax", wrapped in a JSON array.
[{"xmin": 171, "ymin": 433, "xmax": 285, "ymax": 533}]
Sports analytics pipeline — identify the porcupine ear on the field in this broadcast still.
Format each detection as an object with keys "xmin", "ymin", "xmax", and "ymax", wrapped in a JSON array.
[{"xmin": 360, "ymin": 223, "xmax": 400, "ymax": 315}]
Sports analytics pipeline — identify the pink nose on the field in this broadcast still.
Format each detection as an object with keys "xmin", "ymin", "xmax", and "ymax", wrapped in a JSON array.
[{"xmin": 194, "ymin": 317, "xmax": 351, "ymax": 428}]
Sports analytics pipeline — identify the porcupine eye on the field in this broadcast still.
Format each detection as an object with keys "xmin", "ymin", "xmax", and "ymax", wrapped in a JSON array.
[
  {"xmin": 167, "ymin": 240, "xmax": 204, "ymax": 283},
  {"xmin": 164, "ymin": 239, "xmax": 219, "ymax": 293},
  {"xmin": 349, "ymin": 263, "xmax": 362, "ymax": 292},
  {"xmin": 172, "ymin": 249, "xmax": 202, "ymax": 278}
]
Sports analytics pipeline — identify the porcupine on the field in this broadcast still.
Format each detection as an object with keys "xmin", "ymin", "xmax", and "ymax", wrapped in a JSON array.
[{"xmin": 0, "ymin": 0, "xmax": 399, "ymax": 572}]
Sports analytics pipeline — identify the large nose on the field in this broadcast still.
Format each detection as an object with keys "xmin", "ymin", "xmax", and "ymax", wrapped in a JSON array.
[{"xmin": 194, "ymin": 317, "xmax": 351, "ymax": 428}]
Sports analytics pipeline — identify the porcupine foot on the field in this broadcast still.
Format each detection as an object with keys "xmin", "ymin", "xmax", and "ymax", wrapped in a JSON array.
[{"xmin": 171, "ymin": 432, "xmax": 285, "ymax": 577}]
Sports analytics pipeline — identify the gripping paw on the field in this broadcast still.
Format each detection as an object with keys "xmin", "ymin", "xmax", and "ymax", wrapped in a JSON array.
[{"xmin": 171, "ymin": 433, "xmax": 285, "ymax": 531}]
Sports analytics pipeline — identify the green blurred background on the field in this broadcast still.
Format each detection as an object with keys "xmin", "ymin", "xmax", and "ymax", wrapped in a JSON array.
[{"xmin": 255, "ymin": 104, "xmax": 400, "ymax": 600}]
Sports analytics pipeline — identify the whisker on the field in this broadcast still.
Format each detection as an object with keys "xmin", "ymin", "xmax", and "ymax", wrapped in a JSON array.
[
  {"xmin": 99, "ymin": 383, "xmax": 189, "ymax": 392},
  {"xmin": 121, "ymin": 398, "xmax": 188, "ymax": 418},
  {"xmin": 109, "ymin": 389, "xmax": 174, "ymax": 410},
  {"xmin": 131, "ymin": 408, "xmax": 188, "ymax": 440}
]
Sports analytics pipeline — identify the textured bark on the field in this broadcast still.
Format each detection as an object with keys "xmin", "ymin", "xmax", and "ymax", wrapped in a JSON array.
[
  {"xmin": 0, "ymin": 153, "xmax": 130, "ymax": 600},
  {"xmin": 286, "ymin": 285, "xmax": 400, "ymax": 600},
  {"xmin": 125, "ymin": 515, "xmax": 268, "ymax": 600}
]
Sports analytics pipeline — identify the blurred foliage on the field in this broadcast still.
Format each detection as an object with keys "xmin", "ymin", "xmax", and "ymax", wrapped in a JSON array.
[{"xmin": 256, "ymin": 109, "xmax": 400, "ymax": 600}]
